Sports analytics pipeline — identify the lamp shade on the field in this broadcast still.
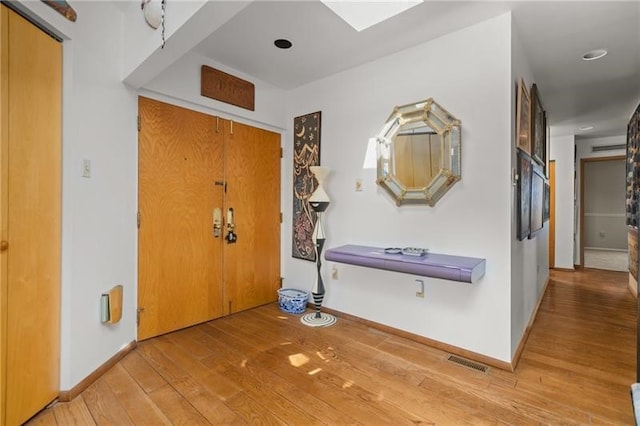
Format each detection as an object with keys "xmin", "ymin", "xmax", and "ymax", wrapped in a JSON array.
[
  {"xmin": 308, "ymin": 166, "xmax": 330, "ymax": 203},
  {"xmin": 308, "ymin": 166, "xmax": 330, "ymax": 212}
]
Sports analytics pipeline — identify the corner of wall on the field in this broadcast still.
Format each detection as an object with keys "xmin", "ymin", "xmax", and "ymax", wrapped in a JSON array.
[{"xmin": 509, "ymin": 12, "xmax": 550, "ymax": 359}]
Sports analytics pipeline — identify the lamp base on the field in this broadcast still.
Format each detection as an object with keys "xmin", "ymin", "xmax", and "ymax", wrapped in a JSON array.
[{"xmin": 300, "ymin": 312, "xmax": 337, "ymax": 327}]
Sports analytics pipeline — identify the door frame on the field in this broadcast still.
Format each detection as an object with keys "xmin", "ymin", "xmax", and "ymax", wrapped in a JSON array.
[
  {"xmin": 549, "ymin": 160, "xmax": 555, "ymax": 268},
  {"xmin": 579, "ymin": 155, "xmax": 625, "ymax": 268}
]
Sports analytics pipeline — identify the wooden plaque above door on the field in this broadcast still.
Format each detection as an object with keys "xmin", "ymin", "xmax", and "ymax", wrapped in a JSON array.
[{"xmin": 201, "ymin": 65, "xmax": 255, "ymax": 111}]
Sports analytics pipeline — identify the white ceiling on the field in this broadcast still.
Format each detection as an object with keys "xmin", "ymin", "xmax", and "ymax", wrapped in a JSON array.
[{"xmin": 191, "ymin": 1, "xmax": 640, "ymax": 140}]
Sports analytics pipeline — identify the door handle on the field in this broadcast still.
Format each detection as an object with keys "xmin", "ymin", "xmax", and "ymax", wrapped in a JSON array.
[
  {"xmin": 225, "ymin": 208, "xmax": 237, "ymax": 244},
  {"xmin": 213, "ymin": 208, "xmax": 222, "ymax": 238},
  {"xmin": 0, "ymin": 240, "xmax": 7, "ymax": 251}
]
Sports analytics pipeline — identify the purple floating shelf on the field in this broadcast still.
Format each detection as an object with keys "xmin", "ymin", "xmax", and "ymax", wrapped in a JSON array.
[{"xmin": 324, "ymin": 245, "xmax": 485, "ymax": 284}]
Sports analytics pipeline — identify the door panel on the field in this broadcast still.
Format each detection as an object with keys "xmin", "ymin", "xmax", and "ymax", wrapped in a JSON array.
[
  {"xmin": 223, "ymin": 120, "xmax": 281, "ymax": 314},
  {"xmin": 138, "ymin": 97, "xmax": 224, "ymax": 340},
  {"xmin": 3, "ymin": 7, "xmax": 62, "ymax": 425}
]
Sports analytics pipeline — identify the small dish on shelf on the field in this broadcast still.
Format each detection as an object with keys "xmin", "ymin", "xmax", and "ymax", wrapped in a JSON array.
[
  {"xmin": 401, "ymin": 247, "xmax": 428, "ymax": 257},
  {"xmin": 384, "ymin": 247, "xmax": 402, "ymax": 254}
]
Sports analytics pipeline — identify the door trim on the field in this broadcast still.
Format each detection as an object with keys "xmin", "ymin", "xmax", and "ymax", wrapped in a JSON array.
[{"xmin": 549, "ymin": 160, "xmax": 555, "ymax": 268}]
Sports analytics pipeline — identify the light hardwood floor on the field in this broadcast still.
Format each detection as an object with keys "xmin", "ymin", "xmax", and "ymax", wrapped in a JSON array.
[{"xmin": 28, "ymin": 268, "xmax": 636, "ymax": 425}]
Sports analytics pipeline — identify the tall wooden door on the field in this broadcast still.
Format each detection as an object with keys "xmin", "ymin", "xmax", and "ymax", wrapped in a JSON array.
[
  {"xmin": 549, "ymin": 160, "xmax": 556, "ymax": 268},
  {"xmin": 0, "ymin": 6, "xmax": 62, "ymax": 425},
  {"xmin": 223, "ymin": 120, "xmax": 281, "ymax": 314},
  {"xmin": 138, "ymin": 97, "xmax": 224, "ymax": 340}
]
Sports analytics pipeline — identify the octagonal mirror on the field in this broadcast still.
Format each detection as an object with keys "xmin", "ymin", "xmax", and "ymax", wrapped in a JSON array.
[{"xmin": 376, "ymin": 98, "xmax": 461, "ymax": 206}]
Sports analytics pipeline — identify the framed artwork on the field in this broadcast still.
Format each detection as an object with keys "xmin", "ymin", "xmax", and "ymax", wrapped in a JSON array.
[
  {"xmin": 529, "ymin": 164, "xmax": 544, "ymax": 238},
  {"xmin": 517, "ymin": 150, "xmax": 532, "ymax": 241},
  {"xmin": 543, "ymin": 181, "xmax": 550, "ymax": 223},
  {"xmin": 292, "ymin": 111, "xmax": 321, "ymax": 261},
  {"xmin": 626, "ymin": 102, "xmax": 640, "ymax": 227},
  {"xmin": 530, "ymin": 84, "xmax": 546, "ymax": 166},
  {"xmin": 516, "ymin": 79, "xmax": 531, "ymax": 155}
]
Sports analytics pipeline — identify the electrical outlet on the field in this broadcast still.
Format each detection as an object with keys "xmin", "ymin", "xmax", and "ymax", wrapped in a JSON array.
[
  {"xmin": 355, "ymin": 178, "xmax": 363, "ymax": 192},
  {"xmin": 415, "ymin": 279, "xmax": 424, "ymax": 298},
  {"xmin": 331, "ymin": 266, "xmax": 338, "ymax": 280}
]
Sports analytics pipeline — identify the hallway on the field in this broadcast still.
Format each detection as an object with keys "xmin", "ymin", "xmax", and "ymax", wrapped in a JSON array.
[{"xmin": 29, "ymin": 268, "xmax": 637, "ymax": 424}]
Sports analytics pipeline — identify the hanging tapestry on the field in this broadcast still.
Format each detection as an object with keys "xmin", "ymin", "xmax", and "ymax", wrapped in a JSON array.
[{"xmin": 292, "ymin": 111, "xmax": 321, "ymax": 261}]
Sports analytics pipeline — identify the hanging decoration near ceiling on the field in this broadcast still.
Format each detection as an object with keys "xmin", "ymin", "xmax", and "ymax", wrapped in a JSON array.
[
  {"xmin": 292, "ymin": 111, "xmax": 321, "ymax": 262},
  {"xmin": 141, "ymin": 0, "xmax": 166, "ymax": 49},
  {"xmin": 41, "ymin": 0, "xmax": 77, "ymax": 22}
]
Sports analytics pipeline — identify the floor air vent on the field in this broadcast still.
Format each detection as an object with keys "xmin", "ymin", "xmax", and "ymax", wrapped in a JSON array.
[{"xmin": 447, "ymin": 355, "xmax": 490, "ymax": 373}]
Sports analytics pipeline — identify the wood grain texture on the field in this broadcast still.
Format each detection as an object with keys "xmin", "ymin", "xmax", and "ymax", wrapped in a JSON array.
[
  {"xmin": 201, "ymin": 65, "xmax": 255, "ymax": 111},
  {"xmin": 51, "ymin": 396, "xmax": 94, "ymax": 425},
  {"xmin": 393, "ymin": 134, "xmax": 439, "ymax": 188},
  {"xmin": 0, "ymin": 7, "xmax": 8, "ymax": 424},
  {"xmin": 4, "ymin": 7, "xmax": 61, "ymax": 425},
  {"xmin": 138, "ymin": 97, "xmax": 224, "ymax": 340},
  {"xmin": 223, "ymin": 119, "xmax": 281, "ymax": 314},
  {"xmin": 26, "ymin": 268, "xmax": 636, "ymax": 425},
  {"xmin": 319, "ymin": 304, "xmax": 514, "ymax": 371}
]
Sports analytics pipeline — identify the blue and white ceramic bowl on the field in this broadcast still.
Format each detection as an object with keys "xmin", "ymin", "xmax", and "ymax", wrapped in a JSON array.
[{"xmin": 277, "ymin": 288, "xmax": 309, "ymax": 314}]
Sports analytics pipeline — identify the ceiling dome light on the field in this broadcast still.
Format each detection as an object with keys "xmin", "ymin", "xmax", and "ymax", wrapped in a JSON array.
[
  {"xmin": 582, "ymin": 49, "xmax": 607, "ymax": 61},
  {"xmin": 579, "ymin": 126, "xmax": 594, "ymax": 131},
  {"xmin": 274, "ymin": 39, "xmax": 293, "ymax": 49}
]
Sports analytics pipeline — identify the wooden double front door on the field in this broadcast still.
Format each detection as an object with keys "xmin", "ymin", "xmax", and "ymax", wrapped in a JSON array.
[
  {"xmin": 138, "ymin": 97, "xmax": 281, "ymax": 340},
  {"xmin": 0, "ymin": 6, "xmax": 62, "ymax": 425}
]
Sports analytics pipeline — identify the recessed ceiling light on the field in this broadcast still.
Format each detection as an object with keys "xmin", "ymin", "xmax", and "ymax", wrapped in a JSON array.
[
  {"xmin": 579, "ymin": 126, "xmax": 594, "ymax": 131},
  {"xmin": 274, "ymin": 39, "xmax": 292, "ymax": 49},
  {"xmin": 582, "ymin": 49, "xmax": 607, "ymax": 61}
]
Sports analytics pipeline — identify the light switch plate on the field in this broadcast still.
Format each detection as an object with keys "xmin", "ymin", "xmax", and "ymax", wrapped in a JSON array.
[{"xmin": 82, "ymin": 159, "xmax": 91, "ymax": 178}]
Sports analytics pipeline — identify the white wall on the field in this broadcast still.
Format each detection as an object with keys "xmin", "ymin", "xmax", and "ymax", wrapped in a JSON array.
[
  {"xmin": 509, "ymin": 23, "xmax": 549, "ymax": 357},
  {"xmin": 284, "ymin": 14, "xmax": 513, "ymax": 362},
  {"xmin": 142, "ymin": 51, "xmax": 287, "ymax": 131},
  {"xmin": 122, "ymin": 1, "xmax": 250, "ymax": 88},
  {"xmin": 574, "ymin": 136, "xmax": 626, "ymax": 262},
  {"xmin": 17, "ymin": 1, "xmax": 138, "ymax": 390},
  {"xmin": 550, "ymin": 134, "xmax": 576, "ymax": 269}
]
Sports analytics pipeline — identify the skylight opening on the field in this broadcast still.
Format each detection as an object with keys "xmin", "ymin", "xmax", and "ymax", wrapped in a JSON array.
[{"xmin": 321, "ymin": 0, "xmax": 423, "ymax": 32}]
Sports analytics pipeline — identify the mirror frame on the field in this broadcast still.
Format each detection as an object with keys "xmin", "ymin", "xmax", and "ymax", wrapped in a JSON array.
[{"xmin": 376, "ymin": 98, "xmax": 461, "ymax": 206}]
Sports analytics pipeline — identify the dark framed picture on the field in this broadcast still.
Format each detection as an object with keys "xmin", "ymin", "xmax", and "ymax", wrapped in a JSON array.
[
  {"xmin": 517, "ymin": 150, "xmax": 532, "ymax": 240},
  {"xmin": 516, "ymin": 79, "xmax": 531, "ymax": 155},
  {"xmin": 530, "ymin": 84, "xmax": 546, "ymax": 166},
  {"xmin": 529, "ymin": 164, "xmax": 545, "ymax": 238},
  {"xmin": 543, "ymin": 181, "xmax": 550, "ymax": 223}
]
